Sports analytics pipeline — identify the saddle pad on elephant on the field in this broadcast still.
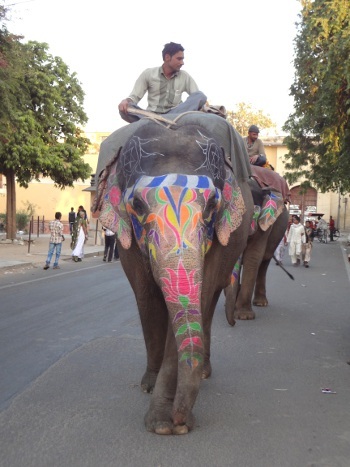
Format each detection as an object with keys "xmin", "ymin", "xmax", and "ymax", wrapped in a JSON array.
[{"xmin": 250, "ymin": 165, "xmax": 291, "ymax": 204}]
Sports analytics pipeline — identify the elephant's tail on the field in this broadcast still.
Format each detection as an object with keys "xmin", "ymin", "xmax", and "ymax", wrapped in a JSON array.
[{"xmin": 273, "ymin": 255, "xmax": 295, "ymax": 280}]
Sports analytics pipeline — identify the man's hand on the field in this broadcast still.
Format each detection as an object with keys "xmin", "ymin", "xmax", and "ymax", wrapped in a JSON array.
[
  {"xmin": 249, "ymin": 155, "xmax": 259, "ymax": 164},
  {"xmin": 118, "ymin": 98, "xmax": 132, "ymax": 113}
]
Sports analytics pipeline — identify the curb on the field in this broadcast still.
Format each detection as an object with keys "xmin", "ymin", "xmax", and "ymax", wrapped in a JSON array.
[{"xmin": 0, "ymin": 250, "xmax": 104, "ymax": 272}]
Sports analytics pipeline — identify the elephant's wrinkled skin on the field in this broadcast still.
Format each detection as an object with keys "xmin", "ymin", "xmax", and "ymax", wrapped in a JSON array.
[
  {"xmin": 225, "ymin": 166, "xmax": 290, "ymax": 323},
  {"xmin": 93, "ymin": 116, "xmax": 254, "ymax": 434}
]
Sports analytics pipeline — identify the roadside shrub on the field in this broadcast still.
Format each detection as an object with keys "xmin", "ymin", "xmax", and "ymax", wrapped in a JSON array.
[{"xmin": 16, "ymin": 210, "xmax": 30, "ymax": 232}]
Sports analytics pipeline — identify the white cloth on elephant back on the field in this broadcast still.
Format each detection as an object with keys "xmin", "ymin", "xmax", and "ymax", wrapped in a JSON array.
[{"xmin": 95, "ymin": 112, "xmax": 252, "ymax": 187}]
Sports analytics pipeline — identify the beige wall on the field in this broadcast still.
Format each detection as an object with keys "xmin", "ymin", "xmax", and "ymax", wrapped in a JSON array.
[{"xmin": 0, "ymin": 132, "xmax": 110, "ymax": 224}]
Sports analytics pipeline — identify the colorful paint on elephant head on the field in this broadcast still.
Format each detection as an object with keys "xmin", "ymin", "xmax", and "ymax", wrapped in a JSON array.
[{"xmin": 123, "ymin": 174, "xmax": 221, "ymax": 261}]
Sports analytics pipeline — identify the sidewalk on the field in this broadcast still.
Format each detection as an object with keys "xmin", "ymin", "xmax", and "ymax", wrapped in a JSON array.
[{"xmin": 0, "ymin": 233, "xmax": 104, "ymax": 271}]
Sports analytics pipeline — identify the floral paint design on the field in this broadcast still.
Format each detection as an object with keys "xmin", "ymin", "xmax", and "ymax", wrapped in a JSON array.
[
  {"xmin": 250, "ymin": 206, "xmax": 261, "ymax": 235},
  {"xmin": 161, "ymin": 259, "xmax": 203, "ymax": 369},
  {"xmin": 124, "ymin": 174, "xmax": 220, "ymax": 259},
  {"xmin": 258, "ymin": 191, "xmax": 284, "ymax": 232},
  {"xmin": 215, "ymin": 169, "xmax": 246, "ymax": 245}
]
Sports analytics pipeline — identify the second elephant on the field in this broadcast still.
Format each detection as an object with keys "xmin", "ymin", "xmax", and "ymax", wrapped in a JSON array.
[{"xmin": 225, "ymin": 165, "xmax": 291, "ymax": 323}]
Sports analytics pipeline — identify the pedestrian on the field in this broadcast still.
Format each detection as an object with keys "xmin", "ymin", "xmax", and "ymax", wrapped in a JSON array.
[
  {"xmin": 43, "ymin": 212, "xmax": 65, "ymax": 270},
  {"xmin": 118, "ymin": 42, "xmax": 207, "ymax": 123},
  {"xmin": 114, "ymin": 239, "xmax": 119, "ymax": 261},
  {"xmin": 302, "ymin": 220, "xmax": 314, "ymax": 268},
  {"xmin": 274, "ymin": 230, "xmax": 287, "ymax": 264},
  {"xmin": 329, "ymin": 216, "xmax": 335, "ymax": 241},
  {"xmin": 68, "ymin": 207, "xmax": 76, "ymax": 235},
  {"xmin": 102, "ymin": 226, "xmax": 116, "ymax": 263},
  {"xmin": 286, "ymin": 215, "xmax": 305, "ymax": 266},
  {"xmin": 316, "ymin": 215, "xmax": 327, "ymax": 238},
  {"xmin": 71, "ymin": 210, "xmax": 88, "ymax": 262}
]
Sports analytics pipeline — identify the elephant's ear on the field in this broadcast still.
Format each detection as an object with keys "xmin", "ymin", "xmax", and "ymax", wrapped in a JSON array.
[
  {"xmin": 258, "ymin": 190, "xmax": 285, "ymax": 232},
  {"xmin": 215, "ymin": 169, "xmax": 246, "ymax": 246},
  {"xmin": 92, "ymin": 149, "xmax": 132, "ymax": 249}
]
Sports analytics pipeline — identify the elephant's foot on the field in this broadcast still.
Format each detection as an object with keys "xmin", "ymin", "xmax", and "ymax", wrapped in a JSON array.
[
  {"xmin": 253, "ymin": 296, "xmax": 268, "ymax": 307},
  {"xmin": 141, "ymin": 368, "xmax": 159, "ymax": 393},
  {"xmin": 233, "ymin": 309, "xmax": 256, "ymax": 320},
  {"xmin": 201, "ymin": 360, "xmax": 212, "ymax": 379},
  {"xmin": 144, "ymin": 400, "xmax": 194, "ymax": 435}
]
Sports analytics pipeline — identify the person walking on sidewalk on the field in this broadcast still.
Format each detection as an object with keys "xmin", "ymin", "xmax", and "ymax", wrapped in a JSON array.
[
  {"xmin": 71, "ymin": 210, "xmax": 88, "ymax": 262},
  {"xmin": 43, "ymin": 212, "xmax": 65, "ymax": 270},
  {"xmin": 102, "ymin": 226, "xmax": 115, "ymax": 263},
  {"xmin": 68, "ymin": 207, "xmax": 76, "ymax": 235}
]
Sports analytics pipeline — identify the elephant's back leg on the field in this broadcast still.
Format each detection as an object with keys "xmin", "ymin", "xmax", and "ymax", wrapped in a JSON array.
[{"xmin": 253, "ymin": 208, "xmax": 289, "ymax": 306}]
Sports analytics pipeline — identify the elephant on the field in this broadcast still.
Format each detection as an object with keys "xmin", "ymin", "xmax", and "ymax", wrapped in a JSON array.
[
  {"xmin": 224, "ymin": 165, "xmax": 291, "ymax": 324},
  {"xmin": 92, "ymin": 112, "xmax": 254, "ymax": 435}
]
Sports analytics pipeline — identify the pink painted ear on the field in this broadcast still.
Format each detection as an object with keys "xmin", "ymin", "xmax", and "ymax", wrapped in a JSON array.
[
  {"xmin": 215, "ymin": 171, "xmax": 246, "ymax": 246},
  {"xmin": 258, "ymin": 190, "xmax": 284, "ymax": 232},
  {"xmin": 92, "ymin": 151, "xmax": 132, "ymax": 249}
]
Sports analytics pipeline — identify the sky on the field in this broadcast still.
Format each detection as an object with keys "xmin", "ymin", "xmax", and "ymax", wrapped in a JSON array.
[{"xmin": 6, "ymin": 0, "xmax": 301, "ymax": 134}]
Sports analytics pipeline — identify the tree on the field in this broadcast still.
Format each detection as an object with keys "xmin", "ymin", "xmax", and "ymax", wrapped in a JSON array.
[
  {"xmin": 0, "ymin": 37, "xmax": 91, "ymax": 239},
  {"xmin": 283, "ymin": 0, "xmax": 350, "ymax": 194},
  {"xmin": 226, "ymin": 102, "xmax": 276, "ymax": 136}
]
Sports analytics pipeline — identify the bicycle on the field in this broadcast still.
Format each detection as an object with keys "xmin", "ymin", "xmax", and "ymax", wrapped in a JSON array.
[{"xmin": 317, "ymin": 228, "xmax": 328, "ymax": 243}]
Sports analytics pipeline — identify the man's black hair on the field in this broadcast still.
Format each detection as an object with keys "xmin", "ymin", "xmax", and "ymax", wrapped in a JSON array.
[
  {"xmin": 162, "ymin": 42, "xmax": 184, "ymax": 60},
  {"xmin": 55, "ymin": 212, "xmax": 62, "ymax": 219}
]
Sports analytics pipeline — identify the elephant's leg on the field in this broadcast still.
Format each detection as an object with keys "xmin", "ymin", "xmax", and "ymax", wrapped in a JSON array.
[
  {"xmin": 253, "ymin": 208, "xmax": 289, "ymax": 307},
  {"xmin": 137, "ymin": 288, "xmax": 168, "ymax": 392},
  {"xmin": 119, "ymin": 243, "xmax": 168, "ymax": 393},
  {"xmin": 144, "ymin": 320, "xmax": 197, "ymax": 435},
  {"xmin": 202, "ymin": 288, "xmax": 223, "ymax": 379},
  {"xmin": 234, "ymin": 230, "xmax": 269, "ymax": 320},
  {"xmin": 224, "ymin": 257, "xmax": 242, "ymax": 326},
  {"xmin": 253, "ymin": 258, "xmax": 270, "ymax": 306}
]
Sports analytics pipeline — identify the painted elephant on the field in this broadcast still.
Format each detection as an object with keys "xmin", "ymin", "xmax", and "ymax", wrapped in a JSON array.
[
  {"xmin": 92, "ymin": 113, "xmax": 254, "ymax": 434},
  {"xmin": 225, "ymin": 165, "xmax": 291, "ymax": 324}
]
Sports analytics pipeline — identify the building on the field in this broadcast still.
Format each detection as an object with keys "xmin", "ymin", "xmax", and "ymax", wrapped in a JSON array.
[{"xmin": 263, "ymin": 137, "xmax": 349, "ymax": 230}]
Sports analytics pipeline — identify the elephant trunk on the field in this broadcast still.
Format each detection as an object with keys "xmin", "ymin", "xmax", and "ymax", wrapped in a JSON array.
[{"xmin": 153, "ymin": 253, "xmax": 205, "ymax": 423}]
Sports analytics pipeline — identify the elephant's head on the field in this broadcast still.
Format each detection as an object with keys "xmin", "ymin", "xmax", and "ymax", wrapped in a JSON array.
[{"xmin": 93, "ymin": 121, "xmax": 246, "ymax": 368}]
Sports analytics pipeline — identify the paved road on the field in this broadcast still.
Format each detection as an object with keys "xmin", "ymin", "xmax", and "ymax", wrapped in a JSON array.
[{"xmin": 1, "ymin": 241, "xmax": 350, "ymax": 467}]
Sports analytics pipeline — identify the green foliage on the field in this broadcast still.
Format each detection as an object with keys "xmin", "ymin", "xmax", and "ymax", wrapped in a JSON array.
[
  {"xmin": 16, "ymin": 209, "xmax": 29, "ymax": 231},
  {"xmin": 0, "ymin": 40, "xmax": 92, "ymax": 187},
  {"xmin": 226, "ymin": 102, "xmax": 276, "ymax": 136},
  {"xmin": 0, "ymin": 210, "xmax": 32, "ymax": 232},
  {"xmin": 283, "ymin": 0, "xmax": 350, "ymax": 194}
]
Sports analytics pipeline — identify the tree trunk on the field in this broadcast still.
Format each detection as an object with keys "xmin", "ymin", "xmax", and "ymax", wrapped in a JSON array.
[{"xmin": 5, "ymin": 169, "xmax": 17, "ymax": 240}]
